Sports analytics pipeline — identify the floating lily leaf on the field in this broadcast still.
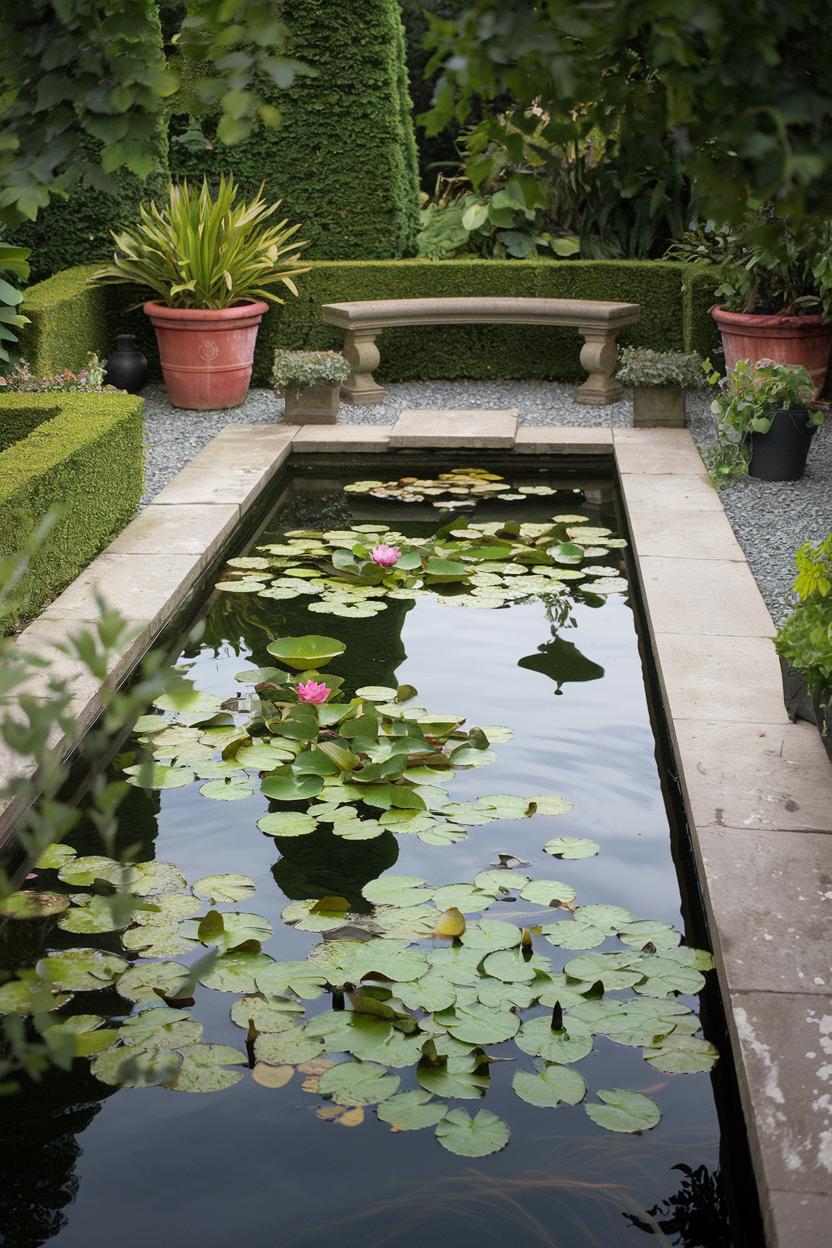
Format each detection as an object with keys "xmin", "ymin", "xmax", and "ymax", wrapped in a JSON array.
[
  {"xmin": 255, "ymin": 1027, "xmax": 325, "ymax": 1065},
  {"xmin": 515, "ymin": 1016, "xmax": 594, "ymax": 1063},
  {"xmin": 544, "ymin": 836, "xmax": 599, "ymax": 860},
  {"xmin": 582, "ymin": 578, "xmax": 628, "ymax": 595},
  {"xmin": 475, "ymin": 794, "xmax": 535, "ymax": 819},
  {"xmin": 417, "ymin": 823, "xmax": 467, "ymax": 846},
  {"xmin": 617, "ymin": 919, "xmax": 681, "ymax": 951},
  {"xmin": 46, "ymin": 1017, "xmax": 119, "ymax": 1058},
  {"xmin": 512, "ymin": 1064, "xmax": 587, "ymax": 1108},
  {"xmin": 2, "ymin": 890, "xmax": 70, "ymax": 919},
  {"xmin": 644, "ymin": 1032, "xmax": 719, "ymax": 1073},
  {"xmin": 520, "ymin": 879, "xmax": 577, "ymax": 908},
  {"xmin": 257, "ymin": 811, "xmax": 318, "ymax": 839},
  {"xmin": 318, "ymin": 1059, "xmax": 400, "ymax": 1106},
  {"xmin": 91, "ymin": 1045, "xmax": 183, "ymax": 1088},
  {"xmin": 564, "ymin": 952, "xmax": 644, "ymax": 991},
  {"xmin": 634, "ymin": 962, "xmax": 706, "ymax": 998},
  {"xmin": 58, "ymin": 895, "xmax": 129, "ymax": 933},
  {"xmin": 57, "ymin": 854, "xmax": 120, "ymax": 886},
  {"xmin": 432, "ymin": 883, "xmax": 497, "ymax": 913},
  {"xmin": 282, "ymin": 897, "xmax": 351, "ymax": 933},
  {"xmin": 267, "ymin": 635, "xmax": 345, "ymax": 670},
  {"xmin": 116, "ymin": 961, "xmax": 194, "ymax": 1004},
  {"xmin": 377, "ymin": 1089, "xmax": 448, "ymax": 1131},
  {"xmin": 37, "ymin": 949, "xmax": 127, "ymax": 993},
  {"xmin": 199, "ymin": 950, "xmax": 274, "ymax": 993},
  {"xmin": 256, "ymin": 961, "xmax": 329, "ymax": 1000},
  {"xmin": 189, "ymin": 910, "xmax": 272, "ymax": 952},
  {"xmin": 193, "ymin": 874, "xmax": 256, "ymax": 904},
  {"xmin": 417, "ymin": 1054, "xmax": 490, "ymax": 1100},
  {"xmin": 585, "ymin": 1089, "xmax": 661, "ymax": 1133},
  {"xmin": 574, "ymin": 904, "xmax": 635, "ymax": 932},
  {"xmin": 230, "ymin": 995, "xmax": 303, "ymax": 1033},
  {"xmin": 252, "ymin": 1063, "xmax": 294, "ymax": 1088},
  {"xmin": 312, "ymin": 939, "xmax": 430, "ymax": 986},
  {"xmin": 362, "ymin": 876, "xmax": 431, "ymax": 909},
  {"xmin": 391, "ymin": 974, "xmax": 457, "ymax": 1014},
  {"xmin": 33, "ymin": 843, "xmax": 77, "ymax": 870},
  {"xmin": 199, "ymin": 779, "xmax": 255, "ymax": 801},
  {"xmin": 121, "ymin": 922, "xmax": 200, "ymax": 958},
  {"xmin": 596, "ymin": 999, "xmax": 697, "ymax": 1048},
  {"xmin": 482, "ymin": 948, "xmax": 551, "ymax": 984},
  {"xmin": 541, "ymin": 919, "xmax": 606, "ymax": 950},
  {"xmin": 154, "ymin": 688, "xmax": 224, "ymax": 721},
  {"xmin": 166, "ymin": 1043, "xmax": 245, "ymax": 1093},
  {"xmin": 235, "ymin": 666, "xmax": 287, "ymax": 685},
  {"xmin": 473, "ymin": 868, "xmax": 530, "ymax": 895},
  {"xmin": 526, "ymin": 795, "xmax": 573, "ymax": 816},
  {"xmin": 124, "ymin": 762, "xmax": 195, "ymax": 790},
  {"xmin": 435, "ymin": 1001, "xmax": 520, "ymax": 1046},
  {"xmin": 435, "ymin": 1108, "xmax": 509, "ymax": 1157},
  {"xmin": 120, "ymin": 1009, "xmax": 203, "ymax": 1051},
  {"xmin": 460, "ymin": 920, "xmax": 522, "ymax": 952},
  {"xmin": 448, "ymin": 746, "xmax": 498, "ymax": 768},
  {"xmin": 261, "ymin": 767, "xmax": 324, "ymax": 802},
  {"xmin": 535, "ymin": 975, "xmax": 594, "ymax": 1010},
  {"xmin": 334, "ymin": 818, "xmax": 386, "ymax": 841},
  {"xmin": 427, "ymin": 946, "xmax": 484, "ymax": 986}
]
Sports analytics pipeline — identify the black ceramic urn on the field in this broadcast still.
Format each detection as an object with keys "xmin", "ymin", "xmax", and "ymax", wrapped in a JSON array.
[{"xmin": 103, "ymin": 335, "xmax": 148, "ymax": 393}]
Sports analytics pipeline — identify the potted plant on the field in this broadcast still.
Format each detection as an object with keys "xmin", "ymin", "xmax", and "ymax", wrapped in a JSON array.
[
  {"xmin": 615, "ymin": 347, "xmax": 707, "ymax": 427},
  {"xmin": 94, "ymin": 176, "xmax": 308, "ymax": 410},
  {"xmin": 667, "ymin": 214, "xmax": 832, "ymax": 396},
  {"xmin": 272, "ymin": 350, "xmax": 350, "ymax": 423},
  {"xmin": 706, "ymin": 358, "xmax": 825, "ymax": 484},
  {"xmin": 775, "ymin": 533, "xmax": 832, "ymax": 762}
]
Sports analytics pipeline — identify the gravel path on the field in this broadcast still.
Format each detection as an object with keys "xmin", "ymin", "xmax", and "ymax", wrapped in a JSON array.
[{"xmin": 141, "ymin": 382, "xmax": 832, "ymax": 624}]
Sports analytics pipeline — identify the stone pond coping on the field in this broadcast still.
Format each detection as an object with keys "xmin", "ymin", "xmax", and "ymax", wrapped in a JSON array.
[{"xmin": 1, "ymin": 415, "xmax": 829, "ymax": 1245}]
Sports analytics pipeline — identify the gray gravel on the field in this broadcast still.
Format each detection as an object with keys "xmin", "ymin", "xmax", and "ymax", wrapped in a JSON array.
[{"xmin": 141, "ymin": 381, "xmax": 832, "ymax": 624}]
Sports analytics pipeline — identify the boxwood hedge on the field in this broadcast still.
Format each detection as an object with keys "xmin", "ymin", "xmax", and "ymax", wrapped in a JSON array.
[
  {"xmin": 0, "ymin": 392, "xmax": 143, "ymax": 631},
  {"xmin": 18, "ymin": 259, "xmax": 720, "ymax": 387}
]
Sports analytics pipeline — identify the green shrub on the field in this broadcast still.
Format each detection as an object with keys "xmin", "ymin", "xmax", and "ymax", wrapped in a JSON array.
[
  {"xmin": 272, "ymin": 350, "xmax": 350, "ymax": 389},
  {"xmin": 615, "ymin": 347, "xmax": 708, "ymax": 389},
  {"xmin": 169, "ymin": 0, "xmax": 420, "ymax": 261},
  {"xmin": 0, "ymin": 392, "xmax": 143, "ymax": 630},
  {"xmin": 18, "ymin": 258, "xmax": 722, "ymax": 386}
]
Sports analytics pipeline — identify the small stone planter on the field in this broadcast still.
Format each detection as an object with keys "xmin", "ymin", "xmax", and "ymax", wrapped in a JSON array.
[
  {"xmin": 282, "ymin": 383, "xmax": 340, "ymax": 424},
  {"xmin": 632, "ymin": 386, "xmax": 686, "ymax": 428}
]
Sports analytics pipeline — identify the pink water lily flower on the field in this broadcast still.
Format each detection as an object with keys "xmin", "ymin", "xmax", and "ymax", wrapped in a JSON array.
[
  {"xmin": 296, "ymin": 680, "xmax": 331, "ymax": 704},
  {"xmin": 370, "ymin": 543, "xmax": 401, "ymax": 568}
]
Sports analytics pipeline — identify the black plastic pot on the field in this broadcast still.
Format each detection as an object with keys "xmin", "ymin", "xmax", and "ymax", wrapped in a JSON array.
[
  {"xmin": 104, "ymin": 334, "xmax": 148, "ymax": 394},
  {"xmin": 779, "ymin": 657, "xmax": 832, "ymax": 763},
  {"xmin": 748, "ymin": 406, "xmax": 817, "ymax": 481}
]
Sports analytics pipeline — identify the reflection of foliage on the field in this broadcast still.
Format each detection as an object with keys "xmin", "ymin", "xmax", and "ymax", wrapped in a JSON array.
[
  {"xmin": 518, "ymin": 637, "xmax": 605, "ymax": 695},
  {"xmin": 624, "ymin": 1163, "xmax": 728, "ymax": 1246},
  {"xmin": 271, "ymin": 824, "xmax": 399, "ymax": 910}
]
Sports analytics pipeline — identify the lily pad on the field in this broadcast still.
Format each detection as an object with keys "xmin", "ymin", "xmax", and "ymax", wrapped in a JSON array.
[
  {"xmin": 33, "ymin": 843, "xmax": 77, "ymax": 870},
  {"xmin": 515, "ymin": 1016, "xmax": 594, "ymax": 1063},
  {"xmin": 57, "ymin": 895, "xmax": 128, "ymax": 933},
  {"xmin": 257, "ymin": 811, "xmax": 318, "ymax": 838},
  {"xmin": 512, "ymin": 1065, "xmax": 587, "ymax": 1108},
  {"xmin": 193, "ymin": 874, "xmax": 256, "ymax": 904},
  {"xmin": 165, "ymin": 1043, "xmax": 245, "ymax": 1093},
  {"xmin": 199, "ymin": 950, "xmax": 274, "ymax": 993},
  {"xmin": 199, "ymin": 779, "xmax": 254, "ymax": 802},
  {"xmin": 256, "ymin": 961, "xmax": 329, "ymax": 1000},
  {"xmin": 116, "ymin": 961, "xmax": 194, "ymax": 1004},
  {"xmin": 255, "ymin": 1026, "xmax": 324, "ymax": 1066},
  {"xmin": 318, "ymin": 1059, "xmax": 400, "ymax": 1106},
  {"xmin": 377, "ymin": 1089, "xmax": 448, "ymax": 1131},
  {"xmin": 435, "ymin": 1108, "xmax": 509, "ymax": 1158},
  {"xmin": 37, "ymin": 949, "xmax": 127, "ymax": 993},
  {"xmin": 261, "ymin": 767, "xmax": 324, "ymax": 803},
  {"xmin": 585, "ymin": 1089, "xmax": 661, "ymax": 1133},
  {"xmin": 417, "ymin": 1055, "xmax": 489, "ymax": 1100},
  {"xmin": 544, "ymin": 836, "xmax": 599, "ymax": 860},
  {"xmin": 520, "ymin": 879, "xmax": 578, "ymax": 908},
  {"xmin": 644, "ymin": 1033, "xmax": 719, "ymax": 1074},
  {"xmin": 230, "ymin": 995, "xmax": 303, "ymax": 1033},
  {"xmin": 91, "ymin": 1045, "xmax": 183, "ymax": 1088},
  {"xmin": 435, "ymin": 1001, "xmax": 520, "ymax": 1046},
  {"xmin": 267, "ymin": 635, "xmax": 346, "ymax": 671},
  {"xmin": 2, "ymin": 890, "xmax": 70, "ymax": 919},
  {"xmin": 564, "ymin": 952, "xmax": 644, "ymax": 992},
  {"xmin": 124, "ymin": 763, "xmax": 195, "ymax": 790}
]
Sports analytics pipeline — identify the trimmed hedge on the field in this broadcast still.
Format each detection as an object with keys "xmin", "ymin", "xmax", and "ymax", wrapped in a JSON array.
[
  {"xmin": 18, "ymin": 259, "xmax": 721, "ymax": 386},
  {"xmin": 0, "ymin": 392, "xmax": 144, "ymax": 630},
  {"xmin": 169, "ymin": 0, "xmax": 420, "ymax": 260}
]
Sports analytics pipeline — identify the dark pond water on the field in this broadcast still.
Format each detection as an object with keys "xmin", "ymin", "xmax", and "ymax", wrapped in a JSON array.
[{"xmin": 1, "ymin": 464, "xmax": 752, "ymax": 1248}]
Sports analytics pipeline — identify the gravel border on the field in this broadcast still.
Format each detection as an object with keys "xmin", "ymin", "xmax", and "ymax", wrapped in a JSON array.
[{"xmin": 141, "ymin": 382, "xmax": 832, "ymax": 625}]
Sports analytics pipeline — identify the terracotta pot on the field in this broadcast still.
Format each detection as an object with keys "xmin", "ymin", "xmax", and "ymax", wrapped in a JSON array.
[
  {"xmin": 711, "ymin": 305, "xmax": 832, "ymax": 398},
  {"xmin": 144, "ymin": 301, "xmax": 268, "ymax": 410}
]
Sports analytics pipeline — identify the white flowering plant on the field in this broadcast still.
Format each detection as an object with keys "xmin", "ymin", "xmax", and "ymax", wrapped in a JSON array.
[
  {"xmin": 272, "ymin": 349, "xmax": 350, "ymax": 390},
  {"xmin": 615, "ymin": 347, "xmax": 708, "ymax": 390}
]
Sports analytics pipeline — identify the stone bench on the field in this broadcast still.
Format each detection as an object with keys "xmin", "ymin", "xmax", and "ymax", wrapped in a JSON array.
[{"xmin": 321, "ymin": 295, "xmax": 640, "ymax": 407}]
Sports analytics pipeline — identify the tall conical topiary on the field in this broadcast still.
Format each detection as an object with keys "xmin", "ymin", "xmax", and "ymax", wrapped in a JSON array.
[{"xmin": 169, "ymin": 0, "xmax": 421, "ymax": 259}]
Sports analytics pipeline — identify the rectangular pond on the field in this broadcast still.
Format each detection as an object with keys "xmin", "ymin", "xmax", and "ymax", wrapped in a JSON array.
[{"xmin": 0, "ymin": 458, "xmax": 759, "ymax": 1247}]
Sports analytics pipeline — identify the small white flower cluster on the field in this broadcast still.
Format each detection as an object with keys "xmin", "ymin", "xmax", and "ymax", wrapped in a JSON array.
[
  {"xmin": 615, "ymin": 346, "xmax": 708, "ymax": 390},
  {"xmin": 271, "ymin": 349, "xmax": 351, "ymax": 389}
]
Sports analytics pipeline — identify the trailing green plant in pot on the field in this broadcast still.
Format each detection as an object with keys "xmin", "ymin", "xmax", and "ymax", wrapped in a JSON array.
[
  {"xmin": 774, "ymin": 533, "xmax": 832, "ymax": 761},
  {"xmin": 706, "ymin": 358, "xmax": 825, "ymax": 485},
  {"xmin": 94, "ymin": 177, "xmax": 309, "ymax": 411},
  {"xmin": 615, "ymin": 347, "xmax": 707, "ymax": 428},
  {"xmin": 272, "ymin": 350, "xmax": 351, "ymax": 424},
  {"xmin": 667, "ymin": 214, "xmax": 832, "ymax": 396}
]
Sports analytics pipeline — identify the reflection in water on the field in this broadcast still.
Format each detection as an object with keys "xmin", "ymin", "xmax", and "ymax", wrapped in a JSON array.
[
  {"xmin": 625, "ymin": 1164, "xmax": 729, "ymax": 1246},
  {"xmin": 518, "ymin": 635, "xmax": 605, "ymax": 693},
  {"xmin": 272, "ymin": 825, "xmax": 399, "ymax": 909}
]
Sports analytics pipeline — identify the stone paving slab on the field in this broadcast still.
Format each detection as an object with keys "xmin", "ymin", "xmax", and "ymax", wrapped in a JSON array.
[
  {"xmin": 696, "ymin": 826, "xmax": 832, "ymax": 994},
  {"xmin": 623, "ymin": 499, "xmax": 746, "ymax": 561},
  {"xmin": 619, "ymin": 471, "xmax": 726, "ymax": 515},
  {"xmin": 729, "ymin": 990, "xmax": 832, "ymax": 1201},
  {"xmin": 673, "ymin": 718, "xmax": 832, "ymax": 833},
  {"xmin": 389, "ymin": 408, "xmax": 517, "ymax": 448},
  {"xmin": 768, "ymin": 1190, "xmax": 832, "ymax": 1246},
  {"xmin": 514, "ymin": 425, "xmax": 613, "ymax": 454},
  {"xmin": 637, "ymin": 555, "xmax": 775, "ymax": 638},
  {"xmin": 291, "ymin": 425, "xmax": 392, "ymax": 452},
  {"xmin": 107, "ymin": 503, "xmax": 238, "ymax": 560},
  {"xmin": 614, "ymin": 426, "xmax": 708, "ymax": 476},
  {"xmin": 652, "ymin": 633, "xmax": 790, "ymax": 723},
  {"xmin": 154, "ymin": 425, "xmax": 296, "ymax": 507}
]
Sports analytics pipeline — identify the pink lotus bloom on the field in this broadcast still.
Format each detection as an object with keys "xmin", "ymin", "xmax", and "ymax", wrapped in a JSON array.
[
  {"xmin": 26, "ymin": 872, "xmax": 37, "ymax": 880},
  {"xmin": 297, "ymin": 680, "xmax": 331, "ymax": 704},
  {"xmin": 370, "ymin": 544, "xmax": 401, "ymax": 568}
]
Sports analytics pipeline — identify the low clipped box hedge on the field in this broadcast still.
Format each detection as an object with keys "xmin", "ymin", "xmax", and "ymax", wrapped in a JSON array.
[
  {"xmin": 18, "ymin": 259, "xmax": 720, "ymax": 387},
  {"xmin": 0, "ymin": 392, "xmax": 143, "ymax": 630}
]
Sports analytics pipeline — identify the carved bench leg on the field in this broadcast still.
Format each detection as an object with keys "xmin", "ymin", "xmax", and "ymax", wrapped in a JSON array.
[
  {"xmin": 340, "ymin": 330, "xmax": 385, "ymax": 405},
  {"xmin": 575, "ymin": 327, "xmax": 623, "ymax": 406}
]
